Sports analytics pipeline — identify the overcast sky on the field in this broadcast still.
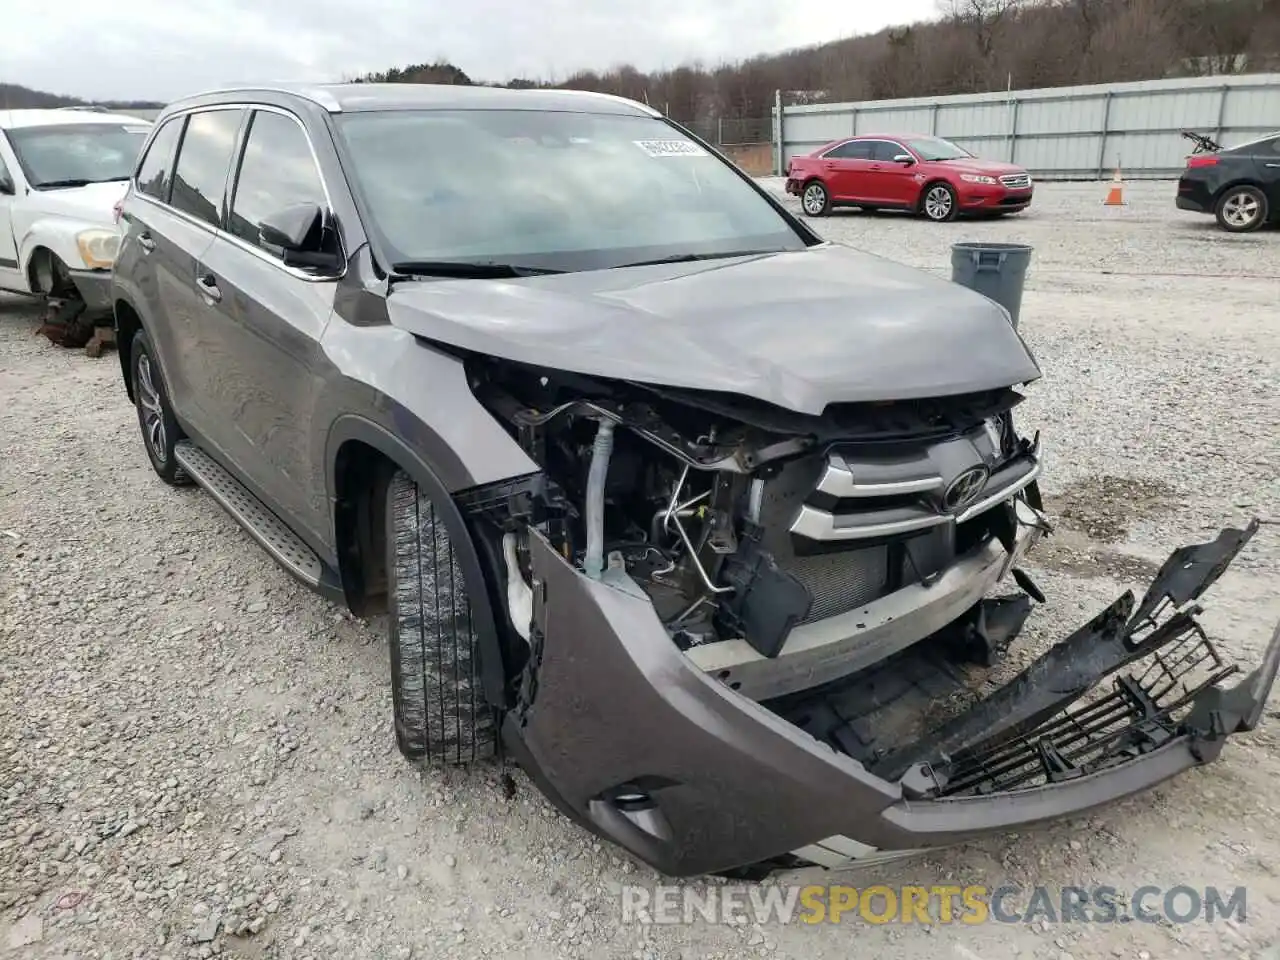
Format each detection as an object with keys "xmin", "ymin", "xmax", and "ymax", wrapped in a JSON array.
[{"xmin": 3, "ymin": 0, "xmax": 940, "ymax": 102}]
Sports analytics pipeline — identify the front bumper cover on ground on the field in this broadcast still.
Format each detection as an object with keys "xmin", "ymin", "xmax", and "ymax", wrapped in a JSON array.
[{"xmin": 506, "ymin": 520, "xmax": 1276, "ymax": 878}]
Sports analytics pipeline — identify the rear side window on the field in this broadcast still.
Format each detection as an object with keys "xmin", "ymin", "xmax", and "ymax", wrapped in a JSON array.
[
  {"xmin": 825, "ymin": 140, "xmax": 872, "ymax": 160},
  {"xmin": 170, "ymin": 109, "xmax": 244, "ymax": 227},
  {"xmin": 135, "ymin": 117, "xmax": 183, "ymax": 201},
  {"xmin": 228, "ymin": 110, "xmax": 327, "ymax": 256}
]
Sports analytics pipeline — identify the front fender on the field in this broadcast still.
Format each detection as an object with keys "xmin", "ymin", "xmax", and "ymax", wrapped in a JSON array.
[{"xmin": 16, "ymin": 217, "xmax": 96, "ymax": 283}]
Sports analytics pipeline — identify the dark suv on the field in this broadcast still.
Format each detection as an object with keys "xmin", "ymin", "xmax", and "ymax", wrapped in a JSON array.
[{"xmin": 111, "ymin": 83, "xmax": 1277, "ymax": 880}]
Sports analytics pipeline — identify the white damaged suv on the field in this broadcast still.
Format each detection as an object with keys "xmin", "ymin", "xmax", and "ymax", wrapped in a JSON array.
[{"xmin": 0, "ymin": 108, "xmax": 151, "ymax": 335}]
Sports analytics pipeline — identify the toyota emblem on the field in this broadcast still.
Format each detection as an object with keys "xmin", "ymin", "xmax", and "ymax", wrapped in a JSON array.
[{"xmin": 942, "ymin": 465, "xmax": 990, "ymax": 512}]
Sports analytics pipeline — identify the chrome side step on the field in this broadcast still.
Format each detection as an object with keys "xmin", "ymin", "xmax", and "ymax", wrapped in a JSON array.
[{"xmin": 174, "ymin": 440, "xmax": 325, "ymax": 589}]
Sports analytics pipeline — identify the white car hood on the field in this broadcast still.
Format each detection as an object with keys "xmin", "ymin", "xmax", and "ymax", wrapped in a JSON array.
[{"xmin": 22, "ymin": 180, "xmax": 129, "ymax": 227}]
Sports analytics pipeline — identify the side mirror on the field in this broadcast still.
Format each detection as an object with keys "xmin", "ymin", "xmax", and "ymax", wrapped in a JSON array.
[
  {"xmin": 260, "ymin": 202, "xmax": 324, "ymax": 251},
  {"xmin": 259, "ymin": 202, "xmax": 341, "ymax": 271},
  {"xmin": 894, "ymin": 154, "xmax": 916, "ymax": 166}
]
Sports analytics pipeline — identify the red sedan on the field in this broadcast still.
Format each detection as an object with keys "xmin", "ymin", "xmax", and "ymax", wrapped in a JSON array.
[{"xmin": 785, "ymin": 134, "xmax": 1034, "ymax": 222}]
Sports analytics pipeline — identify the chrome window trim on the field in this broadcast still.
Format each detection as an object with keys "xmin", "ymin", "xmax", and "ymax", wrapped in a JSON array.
[{"xmin": 130, "ymin": 101, "xmax": 345, "ymax": 284}]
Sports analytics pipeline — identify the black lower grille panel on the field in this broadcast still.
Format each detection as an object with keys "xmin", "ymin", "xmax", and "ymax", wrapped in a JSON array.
[{"xmin": 936, "ymin": 626, "xmax": 1232, "ymax": 796}]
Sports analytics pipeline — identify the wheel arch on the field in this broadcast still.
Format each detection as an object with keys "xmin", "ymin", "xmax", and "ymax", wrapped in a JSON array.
[
  {"xmin": 917, "ymin": 177, "xmax": 955, "ymax": 212},
  {"xmin": 113, "ymin": 296, "xmax": 144, "ymax": 402},
  {"xmin": 326, "ymin": 414, "xmax": 511, "ymax": 708},
  {"xmin": 1213, "ymin": 177, "xmax": 1267, "ymax": 203}
]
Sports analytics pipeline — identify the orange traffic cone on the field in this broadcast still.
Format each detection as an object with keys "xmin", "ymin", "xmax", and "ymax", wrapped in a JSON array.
[{"xmin": 1104, "ymin": 166, "xmax": 1126, "ymax": 206}]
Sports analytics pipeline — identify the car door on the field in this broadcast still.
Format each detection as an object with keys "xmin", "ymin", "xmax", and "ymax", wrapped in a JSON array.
[
  {"xmin": 196, "ymin": 106, "xmax": 339, "ymax": 542},
  {"xmin": 818, "ymin": 140, "xmax": 874, "ymax": 201},
  {"xmin": 0, "ymin": 142, "xmax": 23, "ymax": 291},
  {"xmin": 869, "ymin": 140, "xmax": 921, "ymax": 207},
  {"xmin": 1253, "ymin": 136, "xmax": 1280, "ymax": 212},
  {"xmin": 124, "ymin": 108, "xmax": 246, "ymax": 446}
]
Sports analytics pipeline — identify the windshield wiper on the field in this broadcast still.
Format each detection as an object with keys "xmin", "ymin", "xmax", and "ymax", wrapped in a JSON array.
[
  {"xmin": 34, "ymin": 176, "xmax": 129, "ymax": 189},
  {"xmin": 391, "ymin": 260, "xmax": 564, "ymax": 279},
  {"xmin": 613, "ymin": 249, "xmax": 785, "ymax": 269}
]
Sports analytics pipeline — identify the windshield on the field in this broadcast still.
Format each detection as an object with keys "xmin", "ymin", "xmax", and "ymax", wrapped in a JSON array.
[
  {"xmin": 5, "ymin": 121, "xmax": 150, "ymax": 188},
  {"xmin": 334, "ymin": 109, "xmax": 806, "ymax": 273},
  {"xmin": 904, "ymin": 136, "xmax": 973, "ymax": 161}
]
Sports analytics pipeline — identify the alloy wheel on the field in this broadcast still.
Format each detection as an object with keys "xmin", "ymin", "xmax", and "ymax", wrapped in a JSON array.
[
  {"xmin": 802, "ymin": 184, "xmax": 827, "ymax": 215},
  {"xmin": 925, "ymin": 186, "xmax": 954, "ymax": 221},
  {"xmin": 1221, "ymin": 191, "xmax": 1261, "ymax": 229},
  {"xmin": 137, "ymin": 354, "xmax": 168, "ymax": 464}
]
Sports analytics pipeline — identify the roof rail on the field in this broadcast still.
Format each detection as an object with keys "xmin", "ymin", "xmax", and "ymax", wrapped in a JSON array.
[
  {"xmin": 548, "ymin": 88, "xmax": 661, "ymax": 117},
  {"xmin": 172, "ymin": 83, "xmax": 344, "ymax": 113}
]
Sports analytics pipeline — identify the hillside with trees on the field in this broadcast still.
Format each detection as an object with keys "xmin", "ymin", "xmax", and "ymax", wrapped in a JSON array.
[
  {"xmin": 353, "ymin": 0, "xmax": 1278, "ymax": 136},
  {"xmin": 0, "ymin": 83, "xmax": 161, "ymax": 111}
]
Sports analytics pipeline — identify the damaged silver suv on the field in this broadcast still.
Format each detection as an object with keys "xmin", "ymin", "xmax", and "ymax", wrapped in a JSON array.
[{"xmin": 111, "ymin": 82, "xmax": 1278, "ymax": 879}]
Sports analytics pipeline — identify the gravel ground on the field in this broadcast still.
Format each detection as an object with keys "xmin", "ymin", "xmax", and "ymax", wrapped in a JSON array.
[{"xmin": 2, "ymin": 180, "xmax": 1279, "ymax": 960}]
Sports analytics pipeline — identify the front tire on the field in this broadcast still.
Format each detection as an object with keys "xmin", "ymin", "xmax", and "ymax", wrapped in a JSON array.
[
  {"xmin": 386, "ymin": 470, "xmax": 496, "ymax": 766},
  {"xmin": 801, "ymin": 180, "xmax": 831, "ymax": 217},
  {"xmin": 130, "ymin": 330, "xmax": 191, "ymax": 487},
  {"xmin": 921, "ymin": 183, "xmax": 959, "ymax": 222},
  {"xmin": 1215, "ymin": 186, "xmax": 1267, "ymax": 233}
]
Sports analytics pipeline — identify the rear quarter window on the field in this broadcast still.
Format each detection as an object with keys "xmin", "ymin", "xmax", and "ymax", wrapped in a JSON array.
[{"xmin": 135, "ymin": 117, "xmax": 184, "ymax": 202}]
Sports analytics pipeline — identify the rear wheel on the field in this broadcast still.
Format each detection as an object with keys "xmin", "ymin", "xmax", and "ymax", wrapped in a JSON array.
[
  {"xmin": 1215, "ymin": 186, "xmax": 1268, "ymax": 233},
  {"xmin": 801, "ymin": 181, "xmax": 831, "ymax": 217},
  {"xmin": 921, "ymin": 183, "xmax": 958, "ymax": 222},
  {"xmin": 130, "ymin": 330, "xmax": 191, "ymax": 487},
  {"xmin": 386, "ymin": 470, "xmax": 496, "ymax": 766}
]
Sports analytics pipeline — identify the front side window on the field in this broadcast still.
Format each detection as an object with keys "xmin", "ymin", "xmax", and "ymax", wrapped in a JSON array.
[
  {"xmin": 229, "ymin": 110, "xmax": 328, "ymax": 257},
  {"xmin": 335, "ymin": 109, "xmax": 807, "ymax": 273},
  {"xmin": 5, "ymin": 121, "xmax": 150, "ymax": 189},
  {"xmin": 135, "ymin": 117, "xmax": 184, "ymax": 201},
  {"xmin": 170, "ymin": 109, "xmax": 244, "ymax": 228},
  {"xmin": 870, "ymin": 141, "xmax": 909, "ymax": 162},
  {"xmin": 903, "ymin": 136, "xmax": 973, "ymax": 161}
]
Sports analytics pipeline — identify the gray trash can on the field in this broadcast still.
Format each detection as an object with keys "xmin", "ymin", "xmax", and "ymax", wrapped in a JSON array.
[{"xmin": 950, "ymin": 242, "xmax": 1033, "ymax": 329}]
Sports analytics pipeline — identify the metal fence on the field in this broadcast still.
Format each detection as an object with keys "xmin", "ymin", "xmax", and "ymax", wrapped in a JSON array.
[
  {"xmin": 774, "ymin": 73, "xmax": 1280, "ymax": 180},
  {"xmin": 683, "ymin": 116, "xmax": 773, "ymax": 146}
]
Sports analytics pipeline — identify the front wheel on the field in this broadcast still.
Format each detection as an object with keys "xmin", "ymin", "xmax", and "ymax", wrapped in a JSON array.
[
  {"xmin": 386, "ymin": 470, "xmax": 496, "ymax": 766},
  {"xmin": 801, "ymin": 181, "xmax": 831, "ymax": 217},
  {"xmin": 1215, "ymin": 186, "xmax": 1268, "ymax": 233},
  {"xmin": 921, "ymin": 183, "xmax": 959, "ymax": 222}
]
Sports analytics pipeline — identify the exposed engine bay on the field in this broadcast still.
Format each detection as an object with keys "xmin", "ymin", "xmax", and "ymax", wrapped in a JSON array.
[{"xmin": 459, "ymin": 354, "xmax": 1044, "ymax": 671}]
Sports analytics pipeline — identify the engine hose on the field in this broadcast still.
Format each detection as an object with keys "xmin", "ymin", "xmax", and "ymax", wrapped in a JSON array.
[{"xmin": 584, "ymin": 418, "xmax": 615, "ymax": 579}]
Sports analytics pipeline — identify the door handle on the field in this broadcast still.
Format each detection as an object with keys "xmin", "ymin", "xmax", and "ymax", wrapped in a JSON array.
[
  {"xmin": 197, "ymin": 273, "xmax": 222, "ymax": 303},
  {"xmin": 1266, "ymin": 163, "xmax": 1280, "ymax": 168},
  {"xmin": 137, "ymin": 233, "xmax": 156, "ymax": 253}
]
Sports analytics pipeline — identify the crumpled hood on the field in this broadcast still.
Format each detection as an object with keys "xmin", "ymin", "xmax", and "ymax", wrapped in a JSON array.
[
  {"xmin": 386, "ymin": 243, "xmax": 1042, "ymax": 415},
  {"xmin": 22, "ymin": 180, "xmax": 128, "ymax": 226}
]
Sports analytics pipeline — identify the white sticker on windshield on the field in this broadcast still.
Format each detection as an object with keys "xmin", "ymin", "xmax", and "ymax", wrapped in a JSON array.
[{"xmin": 633, "ymin": 139, "xmax": 708, "ymax": 158}]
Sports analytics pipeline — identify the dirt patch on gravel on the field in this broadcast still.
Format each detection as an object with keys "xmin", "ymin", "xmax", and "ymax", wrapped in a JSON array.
[
  {"xmin": 1044, "ymin": 475, "xmax": 1179, "ymax": 544},
  {"xmin": 1029, "ymin": 537, "xmax": 1164, "ymax": 584}
]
